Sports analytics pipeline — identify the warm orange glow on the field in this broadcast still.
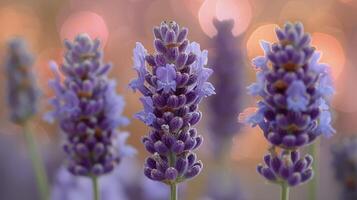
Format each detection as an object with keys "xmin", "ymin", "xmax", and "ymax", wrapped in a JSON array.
[
  {"xmin": 311, "ymin": 32, "xmax": 346, "ymax": 81},
  {"xmin": 36, "ymin": 48, "xmax": 63, "ymax": 95},
  {"xmin": 0, "ymin": 5, "xmax": 41, "ymax": 47},
  {"xmin": 238, "ymin": 107, "xmax": 258, "ymax": 124},
  {"xmin": 231, "ymin": 126, "xmax": 268, "ymax": 160},
  {"xmin": 172, "ymin": 0, "xmax": 205, "ymax": 17},
  {"xmin": 332, "ymin": 64, "xmax": 357, "ymax": 113},
  {"xmin": 198, "ymin": 0, "xmax": 252, "ymax": 37},
  {"xmin": 246, "ymin": 24, "xmax": 278, "ymax": 60},
  {"xmin": 60, "ymin": 11, "xmax": 109, "ymax": 46},
  {"xmin": 198, "ymin": 0, "xmax": 217, "ymax": 37},
  {"xmin": 339, "ymin": 0, "xmax": 353, "ymax": 3},
  {"xmin": 215, "ymin": 0, "xmax": 252, "ymax": 36},
  {"xmin": 308, "ymin": 12, "xmax": 343, "ymax": 30},
  {"xmin": 279, "ymin": 1, "xmax": 312, "ymax": 22}
]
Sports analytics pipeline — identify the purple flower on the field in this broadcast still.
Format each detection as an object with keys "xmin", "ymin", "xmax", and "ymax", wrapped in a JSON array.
[
  {"xmin": 46, "ymin": 34, "xmax": 129, "ymax": 176},
  {"xmin": 130, "ymin": 21, "xmax": 214, "ymax": 186},
  {"xmin": 134, "ymin": 97, "xmax": 156, "ymax": 125},
  {"xmin": 208, "ymin": 19, "xmax": 245, "ymax": 157},
  {"xmin": 244, "ymin": 22, "xmax": 335, "ymax": 149},
  {"xmin": 331, "ymin": 136, "xmax": 357, "ymax": 200},
  {"xmin": 5, "ymin": 38, "xmax": 40, "ymax": 124},
  {"xmin": 129, "ymin": 43, "xmax": 149, "ymax": 94},
  {"xmin": 286, "ymin": 81, "xmax": 308, "ymax": 111},
  {"xmin": 243, "ymin": 22, "xmax": 335, "ymax": 187},
  {"xmin": 257, "ymin": 150, "xmax": 313, "ymax": 187},
  {"xmin": 156, "ymin": 64, "xmax": 177, "ymax": 93},
  {"xmin": 186, "ymin": 42, "xmax": 215, "ymax": 99}
]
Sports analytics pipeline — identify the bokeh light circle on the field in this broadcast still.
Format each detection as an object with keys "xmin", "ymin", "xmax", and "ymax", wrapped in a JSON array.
[
  {"xmin": 199, "ymin": 0, "xmax": 252, "ymax": 37},
  {"xmin": 246, "ymin": 24, "xmax": 278, "ymax": 60},
  {"xmin": 60, "ymin": 11, "xmax": 109, "ymax": 46},
  {"xmin": 215, "ymin": 0, "xmax": 252, "ymax": 36},
  {"xmin": 311, "ymin": 32, "xmax": 345, "ymax": 81},
  {"xmin": 198, "ymin": 0, "xmax": 217, "ymax": 37},
  {"xmin": 332, "ymin": 64, "xmax": 357, "ymax": 113}
]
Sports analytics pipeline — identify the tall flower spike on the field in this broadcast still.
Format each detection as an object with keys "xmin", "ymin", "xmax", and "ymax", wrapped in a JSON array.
[
  {"xmin": 245, "ymin": 22, "xmax": 335, "ymax": 149},
  {"xmin": 208, "ymin": 18, "xmax": 244, "ymax": 157},
  {"xmin": 130, "ymin": 21, "xmax": 215, "ymax": 198},
  {"xmin": 5, "ymin": 38, "xmax": 49, "ymax": 200},
  {"xmin": 46, "ymin": 34, "xmax": 129, "ymax": 177},
  {"xmin": 5, "ymin": 38, "xmax": 40, "ymax": 124},
  {"xmin": 242, "ymin": 22, "xmax": 335, "ymax": 193},
  {"xmin": 331, "ymin": 136, "xmax": 357, "ymax": 200}
]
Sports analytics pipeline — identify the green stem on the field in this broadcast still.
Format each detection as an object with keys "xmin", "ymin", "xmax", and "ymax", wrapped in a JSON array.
[
  {"xmin": 280, "ymin": 183, "xmax": 290, "ymax": 200},
  {"xmin": 308, "ymin": 141, "xmax": 319, "ymax": 200},
  {"xmin": 170, "ymin": 183, "xmax": 178, "ymax": 200},
  {"xmin": 91, "ymin": 176, "xmax": 100, "ymax": 200},
  {"xmin": 168, "ymin": 151, "xmax": 178, "ymax": 200},
  {"xmin": 23, "ymin": 122, "xmax": 49, "ymax": 200}
]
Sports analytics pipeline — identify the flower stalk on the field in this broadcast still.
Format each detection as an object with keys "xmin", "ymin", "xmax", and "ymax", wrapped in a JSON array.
[
  {"xmin": 91, "ymin": 175, "xmax": 100, "ymax": 200},
  {"xmin": 241, "ymin": 21, "xmax": 335, "ymax": 198},
  {"xmin": 170, "ymin": 183, "xmax": 178, "ymax": 200},
  {"xmin": 281, "ymin": 183, "xmax": 289, "ymax": 200},
  {"xmin": 23, "ymin": 122, "xmax": 49, "ymax": 200},
  {"xmin": 130, "ymin": 21, "xmax": 215, "ymax": 199},
  {"xmin": 46, "ymin": 34, "xmax": 129, "ymax": 200},
  {"xmin": 4, "ymin": 38, "xmax": 48, "ymax": 200}
]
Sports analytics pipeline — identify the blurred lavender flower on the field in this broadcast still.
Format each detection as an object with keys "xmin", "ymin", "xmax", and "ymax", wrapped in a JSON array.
[
  {"xmin": 46, "ymin": 34, "xmax": 129, "ymax": 176},
  {"xmin": 241, "ymin": 22, "xmax": 335, "ymax": 187},
  {"xmin": 129, "ymin": 21, "xmax": 214, "ymax": 190},
  {"xmin": 332, "ymin": 136, "xmax": 357, "ymax": 200},
  {"xmin": 208, "ymin": 18, "xmax": 244, "ymax": 157},
  {"xmin": 5, "ymin": 38, "xmax": 40, "ymax": 124},
  {"xmin": 51, "ymin": 165, "xmax": 128, "ymax": 200},
  {"xmin": 201, "ymin": 171, "xmax": 244, "ymax": 200}
]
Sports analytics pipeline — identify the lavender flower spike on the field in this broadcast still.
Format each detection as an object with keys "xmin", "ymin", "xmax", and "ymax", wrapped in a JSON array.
[
  {"xmin": 5, "ymin": 38, "xmax": 49, "ymax": 200},
  {"xmin": 130, "ymin": 21, "xmax": 215, "ymax": 199},
  {"xmin": 5, "ymin": 38, "xmax": 40, "ymax": 124},
  {"xmin": 245, "ymin": 22, "xmax": 335, "ymax": 149},
  {"xmin": 208, "ymin": 18, "xmax": 244, "ymax": 158},
  {"xmin": 46, "ymin": 34, "xmax": 129, "ymax": 178},
  {"xmin": 241, "ymin": 22, "xmax": 335, "ymax": 199}
]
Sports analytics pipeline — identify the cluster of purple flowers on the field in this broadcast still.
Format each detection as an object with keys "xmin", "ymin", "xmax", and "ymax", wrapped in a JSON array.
[
  {"xmin": 243, "ymin": 22, "xmax": 335, "ymax": 187},
  {"xmin": 257, "ymin": 149, "xmax": 313, "ymax": 186},
  {"xmin": 331, "ymin": 136, "xmax": 357, "ymax": 200},
  {"xmin": 5, "ymin": 38, "xmax": 40, "ymax": 124},
  {"xmin": 4, "ymin": 19, "xmax": 341, "ymax": 200},
  {"xmin": 46, "ymin": 34, "xmax": 129, "ymax": 177},
  {"xmin": 129, "ymin": 21, "xmax": 215, "ymax": 184}
]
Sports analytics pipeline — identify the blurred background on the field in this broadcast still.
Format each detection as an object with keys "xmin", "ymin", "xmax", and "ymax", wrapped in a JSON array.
[{"xmin": 0, "ymin": 0, "xmax": 356, "ymax": 199}]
